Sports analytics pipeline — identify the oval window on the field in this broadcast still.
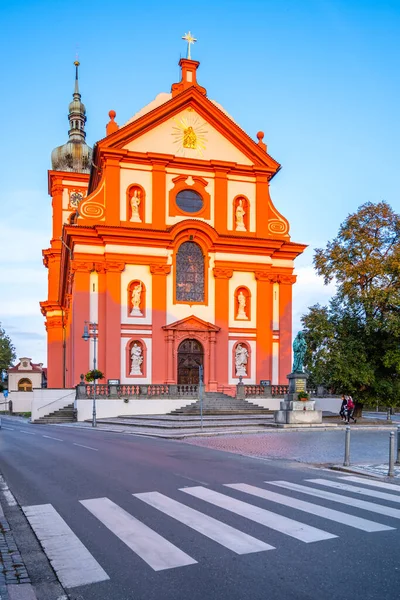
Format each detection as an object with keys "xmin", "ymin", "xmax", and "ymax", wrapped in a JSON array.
[{"xmin": 176, "ymin": 189, "xmax": 203, "ymax": 213}]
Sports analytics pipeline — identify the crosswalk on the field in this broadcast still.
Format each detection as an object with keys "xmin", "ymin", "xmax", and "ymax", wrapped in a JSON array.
[{"xmin": 22, "ymin": 475, "xmax": 400, "ymax": 589}]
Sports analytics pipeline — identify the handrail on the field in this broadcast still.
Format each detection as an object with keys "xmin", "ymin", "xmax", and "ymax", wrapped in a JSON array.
[{"xmin": 35, "ymin": 391, "xmax": 75, "ymax": 411}]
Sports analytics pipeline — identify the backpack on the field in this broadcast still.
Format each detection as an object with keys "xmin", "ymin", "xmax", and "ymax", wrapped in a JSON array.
[{"xmin": 347, "ymin": 397, "xmax": 354, "ymax": 410}]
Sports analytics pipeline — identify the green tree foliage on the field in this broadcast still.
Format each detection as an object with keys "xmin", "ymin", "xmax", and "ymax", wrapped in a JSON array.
[
  {"xmin": 0, "ymin": 323, "xmax": 16, "ymax": 377},
  {"xmin": 302, "ymin": 202, "xmax": 400, "ymax": 404}
]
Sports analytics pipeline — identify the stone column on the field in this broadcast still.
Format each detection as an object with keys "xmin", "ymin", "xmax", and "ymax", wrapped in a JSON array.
[
  {"xmin": 165, "ymin": 331, "xmax": 174, "ymax": 384},
  {"xmin": 208, "ymin": 331, "xmax": 217, "ymax": 391}
]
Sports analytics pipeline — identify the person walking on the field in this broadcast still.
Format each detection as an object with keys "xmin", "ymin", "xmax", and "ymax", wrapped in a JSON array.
[
  {"xmin": 339, "ymin": 395, "xmax": 347, "ymax": 421},
  {"xmin": 346, "ymin": 395, "xmax": 357, "ymax": 423}
]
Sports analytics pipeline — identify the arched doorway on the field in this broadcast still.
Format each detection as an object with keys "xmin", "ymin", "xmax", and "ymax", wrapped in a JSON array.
[
  {"xmin": 177, "ymin": 339, "xmax": 204, "ymax": 385},
  {"xmin": 18, "ymin": 378, "xmax": 32, "ymax": 392}
]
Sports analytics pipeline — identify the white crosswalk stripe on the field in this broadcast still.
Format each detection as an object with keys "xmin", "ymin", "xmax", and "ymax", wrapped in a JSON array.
[
  {"xmin": 22, "ymin": 504, "xmax": 109, "ymax": 588},
  {"xmin": 80, "ymin": 497, "xmax": 196, "ymax": 571},
  {"xmin": 340, "ymin": 476, "xmax": 400, "ymax": 493},
  {"xmin": 306, "ymin": 478, "xmax": 400, "ymax": 504},
  {"xmin": 268, "ymin": 480, "xmax": 400, "ymax": 519},
  {"xmin": 180, "ymin": 486, "xmax": 337, "ymax": 543},
  {"xmin": 24, "ymin": 475, "xmax": 400, "ymax": 582},
  {"xmin": 225, "ymin": 483, "xmax": 394, "ymax": 533},
  {"xmin": 134, "ymin": 491, "xmax": 274, "ymax": 554}
]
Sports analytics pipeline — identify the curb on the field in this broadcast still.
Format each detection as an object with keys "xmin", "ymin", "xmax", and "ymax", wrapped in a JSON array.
[{"xmin": 330, "ymin": 464, "xmax": 400, "ymax": 483}]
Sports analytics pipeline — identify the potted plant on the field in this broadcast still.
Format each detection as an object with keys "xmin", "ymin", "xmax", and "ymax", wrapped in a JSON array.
[
  {"xmin": 85, "ymin": 369, "xmax": 104, "ymax": 382},
  {"xmin": 297, "ymin": 391, "xmax": 309, "ymax": 401}
]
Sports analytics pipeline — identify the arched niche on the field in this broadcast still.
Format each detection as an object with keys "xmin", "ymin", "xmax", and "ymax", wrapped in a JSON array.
[
  {"xmin": 232, "ymin": 341, "xmax": 251, "ymax": 379},
  {"xmin": 126, "ymin": 338, "xmax": 147, "ymax": 378},
  {"xmin": 233, "ymin": 195, "xmax": 249, "ymax": 232},
  {"xmin": 127, "ymin": 280, "xmax": 146, "ymax": 318},
  {"xmin": 18, "ymin": 378, "xmax": 32, "ymax": 392},
  {"xmin": 234, "ymin": 286, "xmax": 251, "ymax": 321},
  {"xmin": 126, "ymin": 184, "xmax": 145, "ymax": 223}
]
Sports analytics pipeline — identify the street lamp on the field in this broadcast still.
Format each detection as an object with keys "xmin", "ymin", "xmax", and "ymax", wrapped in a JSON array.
[{"xmin": 82, "ymin": 321, "xmax": 98, "ymax": 427}]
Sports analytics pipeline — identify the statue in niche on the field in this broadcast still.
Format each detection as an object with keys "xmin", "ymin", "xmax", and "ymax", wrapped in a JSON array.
[
  {"xmin": 130, "ymin": 189, "xmax": 142, "ymax": 223},
  {"xmin": 236, "ymin": 290, "xmax": 249, "ymax": 320},
  {"xmin": 130, "ymin": 343, "xmax": 143, "ymax": 375},
  {"xmin": 235, "ymin": 343, "xmax": 249, "ymax": 377},
  {"xmin": 130, "ymin": 283, "xmax": 143, "ymax": 316},
  {"xmin": 235, "ymin": 198, "xmax": 246, "ymax": 232}
]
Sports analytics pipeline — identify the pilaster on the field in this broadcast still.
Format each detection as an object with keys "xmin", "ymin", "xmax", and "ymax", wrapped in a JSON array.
[
  {"xmin": 278, "ymin": 274, "xmax": 296, "ymax": 384},
  {"xmin": 151, "ymin": 161, "xmax": 167, "ymax": 228},
  {"xmin": 104, "ymin": 261, "xmax": 125, "ymax": 380},
  {"xmin": 255, "ymin": 270, "xmax": 273, "ymax": 383},
  {"xmin": 70, "ymin": 261, "xmax": 92, "ymax": 386},
  {"xmin": 150, "ymin": 264, "xmax": 171, "ymax": 384},
  {"xmin": 213, "ymin": 267, "xmax": 233, "ymax": 387}
]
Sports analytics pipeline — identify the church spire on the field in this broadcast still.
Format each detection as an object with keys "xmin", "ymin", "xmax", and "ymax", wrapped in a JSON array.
[
  {"xmin": 51, "ymin": 61, "xmax": 92, "ymax": 173},
  {"xmin": 68, "ymin": 60, "xmax": 87, "ymax": 142}
]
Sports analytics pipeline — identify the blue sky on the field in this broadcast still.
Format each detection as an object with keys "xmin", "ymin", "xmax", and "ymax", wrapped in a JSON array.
[{"xmin": 0, "ymin": 0, "xmax": 399, "ymax": 365}]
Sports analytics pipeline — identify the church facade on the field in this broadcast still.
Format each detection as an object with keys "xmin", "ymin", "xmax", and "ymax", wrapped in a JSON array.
[{"xmin": 41, "ymin": 46, "xmax": 306, "ymax": 392}]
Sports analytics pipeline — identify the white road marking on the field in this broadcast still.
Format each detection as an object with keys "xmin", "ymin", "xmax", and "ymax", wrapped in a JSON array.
[
  {"xmin": 225, "ymin": 483, "xmax": 394, "ymax": 533},
  {"xmin": 135, "ymin": 491, "xmax": 273, "ymax": 554},
  {"xmin": 2, "ymin": 427, "xmax": 14, "ymax": 430},
  {"xmin": 180, "ymin": 486, "xmax": 336, "ymax": 543},
  {"xmin": 22, "ymin": 504, "xmax": 109, "ymax": 588},
  {"xmin": 19, "ymin": 430, "xmax": 35, "ymax": 435},
  {"xmin": 269, "ymin": 481, "xmax": 400, "ymax": 520},
  {"xmin": 340, "ymin": 476, "xmax": 400, "ymax": 493},
  {"xmin": 81, "ymin": 497, "xmax": 196, "ymax": 571},
  {"xmin": 73, "ymin": 443, "xmax": 98, "ymax": 451},
  {"xmin": 0, "ymin": 475, "xmax": 17, "ymax": 507},
  {"xmin": 307, "ymin": 478, "xmax": 400, "ymax": 504},
  {"xmin": 42, "ymin": 435, "xmax": 63, "ymax": 442}
]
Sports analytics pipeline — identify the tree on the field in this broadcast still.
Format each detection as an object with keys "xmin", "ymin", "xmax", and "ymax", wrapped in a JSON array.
[
  {"xmin": 302, "ymin": 202, "xmax": 400, "ymax": 404},
  {"xmin": 0, "ymin": 323, "xmax": 16, "ymax": 378}
]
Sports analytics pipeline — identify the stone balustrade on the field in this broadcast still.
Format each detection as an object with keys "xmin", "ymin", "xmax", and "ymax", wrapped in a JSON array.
[{"xmin": 76, "ymin": 382, "xmax": 199, "ymax": 399}]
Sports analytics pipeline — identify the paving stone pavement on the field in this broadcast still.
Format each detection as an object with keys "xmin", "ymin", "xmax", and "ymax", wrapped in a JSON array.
[{"xmin": 0, "ymin": 514, "xmax": 31, "ymax": 599}]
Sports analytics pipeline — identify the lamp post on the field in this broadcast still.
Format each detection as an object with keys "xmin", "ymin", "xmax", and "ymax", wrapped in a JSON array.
[{"xmin": 82, "ymin": 321, "xmax": 98, "ymax": 427}]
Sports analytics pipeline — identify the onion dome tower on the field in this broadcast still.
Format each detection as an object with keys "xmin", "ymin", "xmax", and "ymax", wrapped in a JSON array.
[{"xmin": 51, "ymin": 61, "xmax": 92, "ymax": 173}]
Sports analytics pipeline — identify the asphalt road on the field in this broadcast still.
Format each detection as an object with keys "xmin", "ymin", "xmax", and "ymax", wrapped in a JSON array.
[{"xmin": 0, "ymin": 416, "xmax": 400, "ymax": 600}]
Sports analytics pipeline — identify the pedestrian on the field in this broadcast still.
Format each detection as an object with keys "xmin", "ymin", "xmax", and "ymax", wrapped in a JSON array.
[
  {"xmin": 339, "ymin": 395, "xmax": 347, "ymax": 421},
  {"xmin": 346, "ymin": 395, "xmax": 357, "ymax": 423}
]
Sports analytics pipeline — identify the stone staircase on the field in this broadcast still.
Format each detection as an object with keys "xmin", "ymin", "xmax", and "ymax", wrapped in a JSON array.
[
  {"xmin": 33, "ymin": 403, "xmax": 76, "ymax": 424},
  {"xmin": 170, "ymin": 392, "xmax": 273, "ymax": 415}
]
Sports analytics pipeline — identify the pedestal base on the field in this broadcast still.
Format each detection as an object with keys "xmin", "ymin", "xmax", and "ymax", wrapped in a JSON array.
[{"xmin": 274, "ymin": 409, "xmax": 323, "ymax": 425}]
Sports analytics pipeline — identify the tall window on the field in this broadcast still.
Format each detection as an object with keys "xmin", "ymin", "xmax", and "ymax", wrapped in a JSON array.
[{"xmin": 176, "ymin": 242, "xmax": 205, "ymax": 302}]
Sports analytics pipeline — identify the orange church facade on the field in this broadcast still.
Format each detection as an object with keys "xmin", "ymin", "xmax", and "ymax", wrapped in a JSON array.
[{"xmin": 41, "ymin": 54, "xmax": 306, "ymax": 392}]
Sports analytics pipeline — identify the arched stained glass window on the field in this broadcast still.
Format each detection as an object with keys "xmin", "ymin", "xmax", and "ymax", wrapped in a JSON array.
[{"xmin": 176, "ymin": 242, "xmax": 205, "ymax": 302}]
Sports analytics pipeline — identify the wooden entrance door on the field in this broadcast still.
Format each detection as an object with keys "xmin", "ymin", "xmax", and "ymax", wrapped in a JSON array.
[{"xmin": 177, "ymin": 339, "xmax": 204, "ymax": 385}]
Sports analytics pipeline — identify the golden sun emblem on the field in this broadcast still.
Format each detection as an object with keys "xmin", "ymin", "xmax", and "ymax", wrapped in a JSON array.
[{"xmin": 172, "ymin": 113, "xmax": 207, "ymax": 157}]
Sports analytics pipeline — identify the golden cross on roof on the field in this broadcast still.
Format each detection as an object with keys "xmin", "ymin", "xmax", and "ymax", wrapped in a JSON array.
[{"xmin": 182, "ymin": 31, "xmax": 197, "ymax": 60}]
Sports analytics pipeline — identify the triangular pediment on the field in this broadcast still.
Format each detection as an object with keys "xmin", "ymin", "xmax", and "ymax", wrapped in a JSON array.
[
  {"xmin": 98, "ymin": 87, "xmax": 280, "ymax": 172},
  {"xmin": 162, "ymin": 315, "xmax": 220, "ymax": 332}
]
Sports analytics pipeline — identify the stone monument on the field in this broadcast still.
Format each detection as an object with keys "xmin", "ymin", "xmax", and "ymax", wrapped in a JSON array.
[{"xmin": 274, "ymin": 332, "xmax": 323, "ymax": 426}]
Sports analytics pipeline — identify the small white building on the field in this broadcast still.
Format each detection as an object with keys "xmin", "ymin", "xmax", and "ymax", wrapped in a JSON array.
[{"xmin": 8, "ymin": 358, "xmax": 47, "ymax": 392}]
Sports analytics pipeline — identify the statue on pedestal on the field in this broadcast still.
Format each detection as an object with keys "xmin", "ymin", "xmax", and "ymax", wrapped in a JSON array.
[
  {"xmin": 130, "ymin": 283, "xmax": 143, "ymax": 316},
  {"xmin": 292, "ymin": 331, "xmax": 307, "ymax": 373},
  {"xmin": 235, "ymin": 343, "xmax": 249, "ymax": 377},
  {"xmin": 130, "ymin": 343, "xmax": 143, "ymax": 375},
  {"xmin": 236, "ymin": 290, "xmax": 248, "ymax": 320}
]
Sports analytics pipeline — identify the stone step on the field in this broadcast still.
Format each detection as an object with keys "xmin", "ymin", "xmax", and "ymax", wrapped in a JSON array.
[{"xmin": 93, "ymin": 418, "xmax": 272, "ymax": 429}]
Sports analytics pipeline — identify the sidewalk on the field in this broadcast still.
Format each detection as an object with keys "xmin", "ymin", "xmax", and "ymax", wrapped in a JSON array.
[{"xmin": 0, "ymin": 496, "xmax": 36, "ymax": 600}]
